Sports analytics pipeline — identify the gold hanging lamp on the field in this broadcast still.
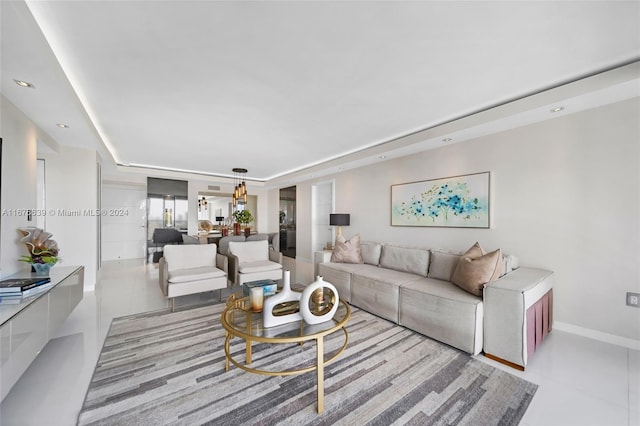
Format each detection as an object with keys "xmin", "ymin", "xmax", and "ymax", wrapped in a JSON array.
[{"xmin": 232, "ymin": 168, "xmax": 248, "ymax": 208}]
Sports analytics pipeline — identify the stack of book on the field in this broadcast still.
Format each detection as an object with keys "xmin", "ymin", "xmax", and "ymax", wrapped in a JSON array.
[
  {"xmin": 0, "ymin": 277, "xmax": 52, "ymax": 303},
  {"xmin": 242, "ymin": 279, "xmax": 278, "ymax": 297}
]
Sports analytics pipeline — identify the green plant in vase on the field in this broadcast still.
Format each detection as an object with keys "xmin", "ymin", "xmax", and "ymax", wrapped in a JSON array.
[{"xmin": 233, "ymin": 210, "xmax": 254, "ymax": 236}]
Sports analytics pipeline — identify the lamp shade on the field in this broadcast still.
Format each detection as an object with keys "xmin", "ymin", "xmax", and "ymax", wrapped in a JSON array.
[{"xmin": 329, "ymin": 213, "xmax": 350, "ymax": 226}]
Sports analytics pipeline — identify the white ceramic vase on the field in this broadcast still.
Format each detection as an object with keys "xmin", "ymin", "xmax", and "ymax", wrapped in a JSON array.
[
  {"xmin": 262, "ymin": 270, "xmax": 302, "ymax": 327},
  {"xmin": 299, "ymin": 276, "xmax": 339, "ymax": 325}
]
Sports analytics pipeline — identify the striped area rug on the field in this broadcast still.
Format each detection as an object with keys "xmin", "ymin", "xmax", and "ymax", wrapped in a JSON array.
[{"xmin": 78, "ymin": 303, "xmax": 537, "ymax": 426}]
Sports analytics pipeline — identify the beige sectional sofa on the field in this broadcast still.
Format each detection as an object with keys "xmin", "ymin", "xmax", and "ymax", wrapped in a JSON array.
[{"xmin": 318, "ymin": 240, "xmax": 554, "ymax": 363}]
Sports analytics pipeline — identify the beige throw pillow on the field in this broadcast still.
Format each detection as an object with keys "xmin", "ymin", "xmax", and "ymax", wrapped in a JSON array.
[
  {"xmin": 330, "ymin": 234, "xmax": 364, "ymax": 264},
  {"xmin": 451, "ymin": 245, "xmax": 504, "ymax": 297},
  {"xmin": 465, "ymin": 241, "xmax": 485, "ymax": 259}
]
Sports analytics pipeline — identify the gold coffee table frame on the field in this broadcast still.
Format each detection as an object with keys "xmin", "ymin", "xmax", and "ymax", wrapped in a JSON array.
[{"xmin": 220, "ymin": 294, "xmax": 350, "ymax": 413}]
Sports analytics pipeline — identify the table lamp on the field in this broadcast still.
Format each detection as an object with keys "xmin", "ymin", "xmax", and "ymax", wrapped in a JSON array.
[{"xmin": 329, "ymin": 213, "xmax": 350, "ymax": 237}]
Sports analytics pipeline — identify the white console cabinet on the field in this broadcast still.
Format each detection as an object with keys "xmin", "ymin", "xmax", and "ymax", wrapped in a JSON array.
[{"xmin": 0, "ymin": 266, "xmax": 84, "ymax": 401}]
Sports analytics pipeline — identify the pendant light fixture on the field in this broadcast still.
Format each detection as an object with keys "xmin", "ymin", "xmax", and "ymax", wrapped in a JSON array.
[
  {"xmin": 198, "ymin": 196, "xmax": 208, "ymax": 211},
  {"xmin": 232, "ymin": 168, "xmax": 248, "ymax": 208}
]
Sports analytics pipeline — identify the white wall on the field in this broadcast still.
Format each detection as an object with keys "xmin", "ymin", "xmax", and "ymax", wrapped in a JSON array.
[
  {"xmin": 0, "ymin": 96, "xmax": 38, "ymax": 277},
  {"xmin": 40, "ymin": 146, "xmax": 99, "ymax": 290},
  {"xmin": 1, "ymin": 96, "xmax": 100, "ymax": 289},
  {"xmin": 288, "ymin": 98, "xmax": 640, "ymax": 343}
]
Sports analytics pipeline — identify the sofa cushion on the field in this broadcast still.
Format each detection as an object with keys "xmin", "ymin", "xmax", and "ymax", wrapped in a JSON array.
[
  {"xmin": 354, "ymin": 264, "xmax": 423, "ymax": 285},
  {"xmin": 331, "ymin": 234, "xmax": 364, "ymax": 264},
  {"xmin": 361, "ymin": 241, "xmax": 382, "ymax": 265},
  {"xmin": 163, "ymin": 244, "xmax": 216, "ymax": 271},
  {"xmin": 451, "ymin": 249, "xmax": 505, "ymax": 296},
  {"xmin": 428, "ymin": 249, "xmax": 462, "ymax": 281},
  {"xmin": 318, "ymin": 262, "xmax": 370, "ymax": 304},
  {"xmin": 229, "ymin": 240, "xmax": 269, "ymax": 262},
  {"xmin": 400, "ymin": 278, "xmax": 483, "ymax": 354},
  {"xmin": 319, "ymin": 262, "xmax": 370, "ymax": 274},
  {"xmin": 379, "ymin": 244, "xmax": 430, "ymax": 277},
  {"xmin": 168, "ymin": 266, "xmax": 226, "ymax": 283}
]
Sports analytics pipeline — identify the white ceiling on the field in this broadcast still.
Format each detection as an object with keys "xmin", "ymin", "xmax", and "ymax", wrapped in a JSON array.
[{"xmin": 2, "ymin": 1, "xmax": 639, "ymax": 185}]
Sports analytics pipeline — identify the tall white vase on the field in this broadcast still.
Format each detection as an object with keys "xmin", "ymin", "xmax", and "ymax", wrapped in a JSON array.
[
  {"xmin": 299, "ymin": 276, "xmax": 339, "ymax": 325},
  {"xmin": 262, "ymin": 270, "xmax": 302, "ymax": 327}
]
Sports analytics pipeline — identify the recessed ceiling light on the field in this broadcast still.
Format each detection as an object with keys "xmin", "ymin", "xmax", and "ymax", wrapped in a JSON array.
[
  {"xmin": 379, "ymin": 155, "xmax": 387, "ymax": 159},
  {"xmin": 56, "ymin": 123, "xmax": 70, "ymax": 128},
  {"xmin": 443, "ymin": 138, "xmax": 453, "ymax": 142},
  {"xmin": 551, "ymin": 106, "xmax": 564, "ymax": 113},
  {"xmin": 14, "ymin": 79, "xmax": 35, "ymax": 88}
]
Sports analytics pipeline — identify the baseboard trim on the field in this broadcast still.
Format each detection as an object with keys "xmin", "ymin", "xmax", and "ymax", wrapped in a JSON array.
[{"xmin": 554, "ymin": 321, "xmax": 640, "ymax": 351}]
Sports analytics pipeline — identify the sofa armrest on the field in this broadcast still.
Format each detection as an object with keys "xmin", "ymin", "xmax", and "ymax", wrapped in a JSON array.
[
  {"xmin": 485, "ymin": 267, "xmax": 554, "ymax": 305},
  {"xmin": 159, "ymin": 257, "xmax": 169, "ymax": 296},
  {"xmin": 269, "ymin": 250, "xmax": 283, "ymax": 264}
]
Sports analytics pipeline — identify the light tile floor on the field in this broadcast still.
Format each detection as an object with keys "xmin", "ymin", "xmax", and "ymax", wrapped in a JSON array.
[{"xmin": 1, "ymin": 259, "xmax": 638, "ymax": 426}]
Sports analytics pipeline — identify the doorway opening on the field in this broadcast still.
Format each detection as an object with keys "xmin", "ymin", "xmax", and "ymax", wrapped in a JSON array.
[{"xmin": 279, "ymin": 186, "xmax": 296, "ymax": 258}]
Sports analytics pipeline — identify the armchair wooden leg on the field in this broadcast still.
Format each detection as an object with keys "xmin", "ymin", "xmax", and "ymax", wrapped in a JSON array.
[{"xmin": 171, "ymin": 297, "xmax": 175, "ymax": 312}]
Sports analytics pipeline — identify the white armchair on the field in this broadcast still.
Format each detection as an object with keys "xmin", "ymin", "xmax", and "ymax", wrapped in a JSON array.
[
  {"xmin": 227, "ymin": 240, "xmax": 283, "ymax": 286},
  {"xmin": 159, "ymin": 244, "xmax": 228, "ymax": 311}
]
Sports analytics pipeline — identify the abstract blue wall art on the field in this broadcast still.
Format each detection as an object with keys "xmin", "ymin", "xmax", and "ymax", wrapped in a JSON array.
[{"xmin": 391, "ymin": 172, "xmax": 490, "ymax": 228}]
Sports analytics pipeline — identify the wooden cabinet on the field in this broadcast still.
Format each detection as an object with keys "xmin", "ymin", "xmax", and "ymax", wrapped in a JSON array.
[{"xmin": 0, "ymin": 266, "xmax": 84, "ymax": 401}]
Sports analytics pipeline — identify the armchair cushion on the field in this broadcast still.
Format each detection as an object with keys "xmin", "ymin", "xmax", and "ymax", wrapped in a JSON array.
[
  {"xmin": 218, "ymin": 236, "xmax": 247, "ymax": 254},
  {"xmin": 227, "ymin": 239, "xmax": 283, "ymax": 285},
  {"xmin": 168, "ymin": 266, "xmax": 226, "ymax": 283},
  {"xmin": 238, "ymin": 260, "xmax": 283, "ymax": 274},
  {"xmin": 164, "ymin": 244, "xmax": 217, "ymax": 271},
  {"xmin": 228, "ymin": 240, "xmax": 269, "ymax": 262}
]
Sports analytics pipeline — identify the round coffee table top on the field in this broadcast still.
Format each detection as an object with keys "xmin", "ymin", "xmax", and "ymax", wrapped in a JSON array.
[{"xmin": 221, "ymin": 294, "xmax": 350, "ymax": 344}]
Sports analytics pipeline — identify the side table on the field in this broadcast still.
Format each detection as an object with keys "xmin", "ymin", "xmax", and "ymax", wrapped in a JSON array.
[
  {"xmin": 483, "ymin": 267, "xmax": 555, "ymax": 370},
  {"xmin": 313, "ymin": 250, "xmax": 333, "ymax": 277}
]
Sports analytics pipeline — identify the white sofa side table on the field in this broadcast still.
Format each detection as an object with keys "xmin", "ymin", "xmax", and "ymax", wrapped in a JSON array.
[
  {"xmin": 313, "ymin": 250, "xmax": 333, "ymax": 277},
  {"xmin": 483, "ymin": 267, "xmax": 555, "ymax": 370}
]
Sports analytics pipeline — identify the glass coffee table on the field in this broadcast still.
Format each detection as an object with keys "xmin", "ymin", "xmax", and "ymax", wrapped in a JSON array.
[{"xmin": 220, "ymin": 293, "xmax": 350, "ymax": 413}]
